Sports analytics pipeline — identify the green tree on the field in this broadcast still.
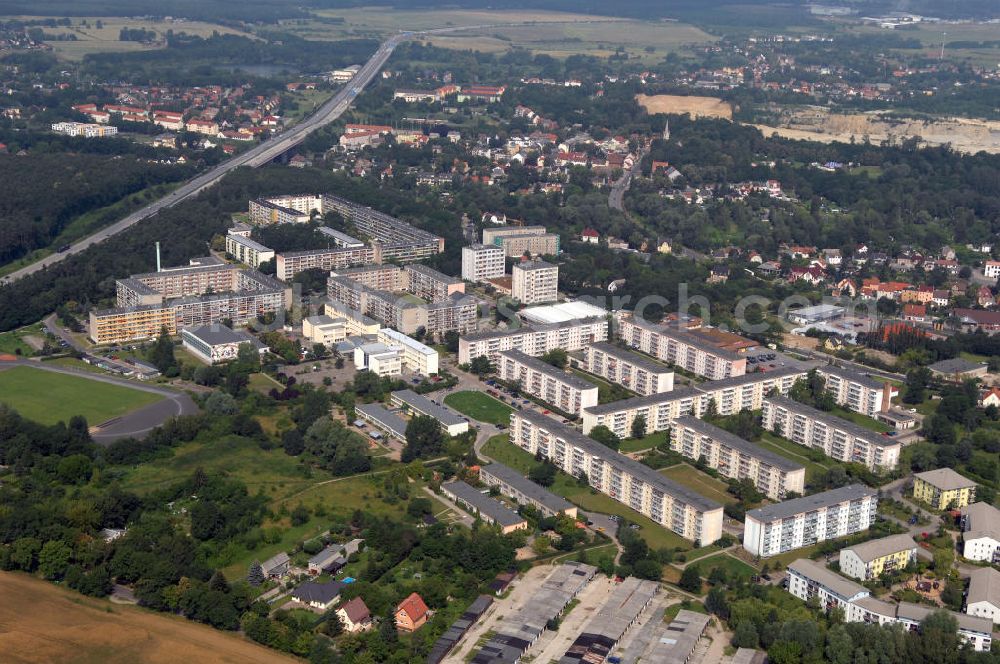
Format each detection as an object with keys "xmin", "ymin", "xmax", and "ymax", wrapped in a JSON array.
[
  {"xmin": 247, "ymin": 561, "xmax": 265, "ymax": 587},
  {"xmin": 540, "ymin": 348, "xmax": 568, "ymax": 368},
  {"xmin": 10, "ymin": 537, "xmax": 41, "ymax": 572},
  {"xmin": 38, "ymin": 540, "xmax": 72, "ymax": 579},
  {"xmin": 323, "ymin": 607, "xmax": 344, "ymax": 636},
  {"xmin": 469, "ymin": 356, "xmax": 494, "ymax": 375},
  {"xmin": 631, "ymin": 414, "xmax": 647, "ymax": 439},
  {"xmin": 731, "ymin": 621, "xmax": 759, "ymax": 648},
  {"xmin": 589, "ymin": 425, "xmax": 620, "ymax": 451},
  {"xmin": 678, "ymin": 564, "xmax": 701, "ymax": 592},
  {"xmin": 403, "ymin": 415, "xmax": 444, "ymax": 462},
  {"xmin": 528, "ymin": 461, "xmax": 557, "ymax": 487},
  {"xmin": 147, "ymin": 326, "xmax": 177, "ymax": 373}
]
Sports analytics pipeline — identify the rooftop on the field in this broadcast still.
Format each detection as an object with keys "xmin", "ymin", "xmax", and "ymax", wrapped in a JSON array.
[
  {"xmin": 392, "ymin": 389, "xmax": 465, "ymax": 428},
  {"xmin": 587, "ymin": 342, "xmax": 673, "ymax": 374},
  {"xmin": 498, "ymin": 349, "xmax": 597, "ymax": 391},
  {"xmin": 582, "ymin": 385, "xmax": 703, "ymax": 416},
  {"xmin": 182, "ymin": 324, "xmax": 260, "ymax": 347},
  {"xmin": 695, "ymin": 365, "xmax": 808, "ymax": 393},
  {"xmin": 479, "ymin": 461, "xmax": 576, "ymax": 514},
  {"xmin": 514, "ymin": 259, "xmax": 557, "ymax": 272},
  {"xmin": 293, "ymin": 580, "xmax": 344, "ymax": 604},
  {"xmin": 967, "ymin": 566, "xmax": 1000, "ymax": 609},
  {"xmin": 915, "ymin": 467, "xmax": 977, "ymax": 491},
  {"xmin": 355, "ymin": 403, "xmax": 407, "ymax": 440},
  {"xmin": 519, "ymin": 300, "xmax": 608, "ymax": 325},
  {"xmin": 961, "ymin": 502, "xmax": 1000, "ymax": 541},
  {"xmin": 672, "ymin": 415, "xmax": 804, "ymax": 472},
  {"xmin": 842, "ymin": 533, "xmax": 917, "ymax": 563},
  {"xmin": 765, "ymin": 395, "xmax": 898, "ymax": 448},
  {"xmin": 817, "ymin": 363, "xmax": 885, "ymax": 390},
  {"xmin": 928, "ymin": 357, "xmax": 987, "ymax": 374},
  {"xmin": 644, "ymin": 609, "xmax": 711, "ymax": 664},
  {"xmin": 746, "ymin": 484, "xmax": 876, "ymax": 523},
  {"xmin": 442, "ymin": 481, "xmax": 526, "ymax": 528},
  {"xmin": 788, "ymin": 558, "xmax": 867, "ymax": 600}
]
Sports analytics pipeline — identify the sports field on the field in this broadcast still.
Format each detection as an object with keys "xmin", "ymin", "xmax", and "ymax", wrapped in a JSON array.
[
  {"xmin": 0, "ymin": 365, "xmax": 162, "ymax": 425},
  {"xmin": 444, "ymin": 390, "xmax": 513, "ymax": 425},
  {"xmin": 659, "ymin": 463, "xmax": 736, "ymax": 505}
]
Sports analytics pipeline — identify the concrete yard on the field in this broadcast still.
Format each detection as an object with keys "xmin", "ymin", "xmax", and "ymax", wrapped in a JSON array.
[{"xmin": 526, "ymin": 575, "xmax": 617, "ymax": 663}]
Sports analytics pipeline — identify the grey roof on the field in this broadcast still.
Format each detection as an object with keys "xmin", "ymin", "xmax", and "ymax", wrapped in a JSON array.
[
  {"xmin": 746, "ymin": 483, "xmax": 876, "ymax": 524},
  {"xmin": 227, "ymin": 233, "xmax": 273, "ymax": 253},
  {"xmin": 816, "ymin": 363, "xmax": 885, "ymax": 390},
  {"xmin": 582, "ymin": 385, "xmax": 703, "ymax": 416},
  {"xmin": 623, "ymin": 316, "xmax": 742, "ymax": 361},
  {"xmin": 787, "ymin": 558, "xmax": 867, "ymax": 600},
  {"xmin": 317, "ymin": 226, "xmax": 364, "ymax": 246},
  {"xmin": 644, "ymin": 609, "xmax": 710, "ymax": 664},
  {"xmin": 442, "ymin": 481, "xmax": 526, "ymax": 528},
  {"xmin": 765, "ymin": 395, "xmax": 897, "ymax": 448},
  {"xmin": 514, "ymin": 259, "xmax": 557, "ymax": 272},
  {"xmin": 962, "ymin": 502, "xmax": 1000, "ymax": 541},
  {"xmin": 842, "ymin": 533, "xmax": 917, "ymax": 563},
  {"xmin": 305, "ymin": 314, "xmax": 344, "ymax": 326},
  {"xmin": 479, "ymin": 462, "xmax": 576, "ymax": 514},
  {"xmin": 308, "ymin": 545, "xmax": 343, "ymax": 569},
  {"xmin": 967, "ymin": 566, "xmax": 1000, "ymax": 608},
  {"xmin": 262, "ymin": 551, "xmax": 290, "ymax": 571},
  {"xmin": 463, "ymin": 316, "xmax": 607, "ymax": 344},
  {"xmin": 326, "ymin": 298, "xmax": 378, "ymax": 326},
  {"xmin": 516, "ymin": 409, "xmax": 722, "ymax": 514},
  {"xmin": 292, "ymin": 580, "xmax": 344, "ymax": 604},
  {"xmin": 928, "ymin": 357, "xmax": 987, "ymax": 374},
  {"xmin": 672, "ymin": 415, "xmax": 804, "ymax": 472},
  {"xmin": 498, "ymin": 349, "xmax": 597, "ymax": 391},
  {"xmin": 694, "ymin": 365, "xmax": 807, "ymax": 393},
  {"xmin": 587, "ymin": 341, "xmax": 673, "ymax": 374},
  {"xmin": 915, "ymin": 468, "xmax": 977, "ymax": 491},
  {"xmin": 392, "ymin": 389, "xmax": 466, "ymax": 428},
  {"xmin": 406, "ymin": 263, "xmax": 462, "ymax": 285},
  {"xmin": 355, "ymin": 403, "xmax": 407, "ymax": 440},
  {"xmin": 731, "ymin": 649, "xmax": 768, "ymax": 664},
  {"xmin": 896, "ymin": 601, "xmax": 993, "ymax": 635},
  {"xmin": 183, "ymin": 324, "xmax": 260, "ymax": 346},
  {"xmin": 853, "ymin": 595, "xmax": 898, "ymax": 616}
]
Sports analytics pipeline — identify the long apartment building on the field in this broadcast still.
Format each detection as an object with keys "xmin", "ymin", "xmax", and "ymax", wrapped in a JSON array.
[
  {"xmin": 743, "ymin": 484, "xmax": 877, "ymax": 557},
  {"xmin": 510, "ymin": 409, "xmax": 724, "ymax": 544},
  {"xmin": 248, "ymin": 195, "xmax": 321, "ymax": 225},
  {"xmin": 617, "ymin": 313, "xmax": 747, "ymax": 380},
  {"xmin": 404, "ymin": 264, "xmax": 465, "ymax": 302},
  {"xmin": 462, "ymin": 244, "xmax": 505, "ymax": 282},
  {"xmin": 478, "ymin": 462, "xmax": 577, "ymax": 518},
  {"xmin": 581, "ymin": 387, "xmax": 703, "ymax": 438},
  {"xmin": 670, "ymin": 415, "xmax": 805, "ymax": 500},
  {"xmin": 275, "ymin": 246, "xmax": 375, "ymax": 281},
  {"xmin": 322, "ymin": 194, "xmax": 444, "ymax": 262},
  {"xmin": 761, "ymin": 396, "xmax": 900, "ymax": 470},
  {"xmin": 816, "ymin": 364, "xmax": 893, "ymax": 416},
  {"xmin": 787, "ymin": 558, "xmax": 992, "ymax": 651},
  {"xmin": 497, "ymin": 349, "xmax": 598, "ymax": 415},
  {"xmin": 482, "ymin": 225, "xmax": 560, "ymax": 257},
  {"xmin": 225, "ymin": 231, "xmax": 275, "ymax": 269},
  {"xmin": 458, "ymin": 317, "xmax": 609, "ymax": 365},
  {"xmin": 580, "ymin": 342, "xmax": 674, "ymax": 396},
  {"xmin": 695, "ymin": 365, "xmax": 807, "ymax": 416}
]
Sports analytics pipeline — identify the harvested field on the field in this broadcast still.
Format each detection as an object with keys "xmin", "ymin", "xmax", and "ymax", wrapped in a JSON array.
[
  {"xmin": 636, "ymin": 94, "xmax": 733, "ymax": 119},
  {"xmin": 0, "ymin": 572, "xmax": 299, "ymax": 664}
]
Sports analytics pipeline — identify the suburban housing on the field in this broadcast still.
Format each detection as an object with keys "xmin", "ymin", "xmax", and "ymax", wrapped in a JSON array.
[
  {"xmin": 913, "ymin": 468, "xmax": 977, "ymax": 510},
  {"xmin": 839, "ymin": 533, "xmax": 918, "ymax": 581}
]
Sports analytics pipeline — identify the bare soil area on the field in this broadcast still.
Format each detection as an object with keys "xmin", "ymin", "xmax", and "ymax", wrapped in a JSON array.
[{"xmin": 635, "ymin": 94, "xmax": 733, "ymax": 120}]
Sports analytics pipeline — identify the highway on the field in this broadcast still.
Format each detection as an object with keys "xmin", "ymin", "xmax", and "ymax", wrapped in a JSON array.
[{"xmin": 1, "ymin": 34, "xmax": 406, "ymax": 285}]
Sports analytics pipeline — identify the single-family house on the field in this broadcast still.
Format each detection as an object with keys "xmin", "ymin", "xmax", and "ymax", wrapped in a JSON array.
[
  {"xmin": 337, "ymin": 597, "xmax": 373, "ymax": 632},
  {"xmin": 262, "ymin": 552, "xmax": 291, "ymax": 579},
  {"xmin": 395, "ymin": 592, "xmax": 430, "ymax": 632},
  {"xmin": 292, "ymin": 580, "xmax": 344, "ymax": 611}
]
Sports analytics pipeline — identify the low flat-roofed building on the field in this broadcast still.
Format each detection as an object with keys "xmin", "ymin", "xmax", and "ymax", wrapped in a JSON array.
[
  {"xmin": 787, "ymin": 304, "xmax": 845, "ymax": 325},
  {"xmin": 961, "ymin": 502, "xmax": 1000, "ymax": 562},
  {"xmin": 378, "ymin": 327, "xmax": 439, "ymax": 376},
  {"xmin": 928, "ymin": 357, "xmax": 989, "ymax": 381},
  {"xmin": 180, "ymin": 324, "xmax": 267, "ymax": 364},
  {"xmin": 498, "ymin": 349, "xmax": 598, "ymax": 415},
  {"xmin": 966, "ymin": 566, "xmax": 1000, "ymax": 625},
  {"xmin": 914, "ymin": 468, "xmax": 977, "ymax": 510},
  {"xmin": 303, "ymin": 315, "xmax": 347, "ymax": 346},
  {"xmin": 441, "ymin": 481, "xmax": 528, "ymax": 534},
  {"xmin": 390, "ymin": 389, "xmax": 468, "ymax": 436},
  {"xmin": 840, "ymin": 533, "xmax": 918, "ymax": 581},
  {"xmin": 670, "ymin": 415, "xmax": 805, "ymax": 500},
  {"xmin": 642, "ymin": 609, "xmax": 710, "ymax": 664},
  {"xmin": 743, "ymin": 484, "xmax": 877, "ymax": 557},
  {"xmin": 479, "ymin": 462, "xmax": 577, "ymax": 518},
  {"xmin": 356, "ymin": 403, "xmax": 407, "ymax": 441},
  {"xmin": 580, "ymin": 342, "xmax": 674, "ymax": 396},
  {"xmin": 317, "ymin": 226, "xmax": 365, "ymax": 248},
  {"xmin": 354, "ymin": 342, "xmax": 403, "ymax": 376},
  {"xmin": 519, "ymin": 300, "xmax": 608, "ymax": 326},
  {"xmin": 557, "ymin": 577, "xmax": 659, "ymax": 664}
]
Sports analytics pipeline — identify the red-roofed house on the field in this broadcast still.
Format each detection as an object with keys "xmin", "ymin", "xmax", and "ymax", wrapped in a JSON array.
[
  {"xmin": 902, "ymin": 303, "xmax": 928, "ymax": 322},
  {"xmin": 395, "ymin": 592, "xmax": 429, "ymax": 632},
  {"xmin": 980, "ymin": 387, "xmax": 1000, "ymax": 409},
  {"xmin": 581, "ymin": 228, "xmax": 599, "ymax": 244}
]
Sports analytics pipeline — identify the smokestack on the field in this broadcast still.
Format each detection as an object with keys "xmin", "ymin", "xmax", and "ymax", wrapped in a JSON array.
[{"xmin": 155, "ymin": 241, "xmax": 161, "ymax": 272}]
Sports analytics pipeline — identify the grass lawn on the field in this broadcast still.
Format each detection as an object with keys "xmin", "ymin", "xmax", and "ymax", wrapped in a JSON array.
[
  {"xmin": 0, "ymin": 365, "xmax": 162, "ymax": 425},
  {"xmin": 249, "ymin": 372, "xmax": 283, "ymax": 394},
  {"xmin": 444, "ymin": 391, "xmax": 512, "ymax": 425},
  {"xmin": 691, "ymin": 553, "xmax": 757, "ymax": 580},
  {"xmin": 829, "ymin": 405, "xmax": 892, "ymax": 433},
  {"xmin": 0, "ymin": 322, "xmax": 46, "ymax": 356},
  {"xmin": 619, "ymin": 431, "xmax": 667, "ymax": 453},
  {"xmin": 755, "ymin": 432, "xmax": 830, "ymax": 481},
  {"xmin": 658, "ymin": 463, "xmax": 736, "ymax": 505},
  {"xmin": 570, "ymin": 368, "xmax": 634, "ymax": 404}
]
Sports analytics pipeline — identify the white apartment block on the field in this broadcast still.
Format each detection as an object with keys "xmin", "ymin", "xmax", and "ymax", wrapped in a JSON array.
[
  {"xmin": 670, "ymin": 415, "xmax": 805, "ymax": 500},
  {"xmin": 378, "ymin": 327, "xmax": 439, "ymax": 376},
  {"xmin": 512, "ymin": 260, "xmax": 559, "ymax": 305},
  {"xmin": 966, "ymin": 567, "xmax": 1000, "ymax": 625},
  {"xmin": 695, "ymin": 366, "xmax": 806, "ymax": 416},
  {"xmin": 816, "ymin": 364, "xmax": 892, "ymax": 416},
  {"xmin": 302, "ymin": 315, "xmax": 347, "ymax": 346},
  {"xmin": 481, "ymin": 225, "xmax": 560, "ymax": 257},
  {"xmin": 225, "ymin": 231, "xmax": 275, "ymax": 269},
  {"xmin": 616, "ymin": 313, "xmax": 747, "ymax": 381},
  {"xmin": 249, "ymin": 198, "xmax": 314, "ymax": 225},
  {"xmin": 462, "ymin": 244, "xmax": 505, "ymax": 282},
  {"xmin": 961, "ymin": 502, "xmax": 1000, "ymax": 563},
  {"xmin": 51, "ymin": 122, "xmax": 118, "ymax": 138},
  {"xmin": 404, "ymin": 264, "xmax": 465, "ymax": 302},
  {"xmin": 275, "ymin": 246, "xmax": 376, "ymax": 281},
  {"xmin": 497, "ymin": 349, "xmax": 598, "ymax": 415},
  {"xmin": 984, "ymin": 261, "xmax": 1000, "ymax": 280},
  {"xmin": 353, "ymin": 343, "xmax": 403, "ymax": 377},
  {"xmin": 761, "ymin": 396, "xmax": 900, "ymax": 470},
  {"xmin": 458, "ymin": 317, "xmax": 609, "ymax": 365},
  {"xmin": 581, "ymin": 342, "xmax": 674, "ymax": 396},
  {"xmin": 510, "ymin": 409, "xmax": 724, "ymax": 545},
  {"xmin": 787, "ymin": 558, "xmax": 993, "ymax": 651},
  {"xmin": 581, "ymin": 387, "xmax": 703, "ymax": 438},
  {"xmin": 743, "ymin": 484, "xmax": 877, "ymax": 558},
  {"xmin": 325, "ymin": 299, "xmax": 381, "ymax": 336}
]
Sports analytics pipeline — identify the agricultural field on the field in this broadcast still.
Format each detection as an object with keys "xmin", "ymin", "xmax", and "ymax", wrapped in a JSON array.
[
  {"xmin": 658, "ymin": 463, "xmax": 737, "ymax": 505},
  {"xmin": 0, "ymin": 365, "xmax": 162, "ymax": 425},
  {"xmin": 444, "ymin": 390, "xmax": 513, "ymax": 425},
  {"xmin": 0, "ymin": 572, "xmax": 299, "ymax": 664}
]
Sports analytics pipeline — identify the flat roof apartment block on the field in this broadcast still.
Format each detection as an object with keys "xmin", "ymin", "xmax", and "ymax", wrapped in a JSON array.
[
  {"xmin": 581, "ymin": 386, "xmax": 703, "ymax": 438},
  {"xmin": 743, "ymin": 484, "xmax": 877, "ymax": 557},
  {"xmin": 694, "ymin": 365, "xmax": 808, "ymax": 416},
  {"xmin": 581, "ymin": 342, "xmax": 675, "ymax": 396},
  {"xmin": 761, "ymin": 396, "xmax": 900, "ymax": 470},
  {"xmin": 479, "ymin": 462, "xmax": 577, "ymax": 518},
  {"xmin": 481, "ymin": 225, "xmax": 559, "ymax": 258},
  {"xmin": 510, "ymin": 409, "xmax": 724, "ymax": 544},
  {"xmin": 462, "ymin": 244, "xmax": 505, "ymax": 282},
  {"xmin": 617, "ymin": 313, "xmax": 747, "ymax": 381},
  {"xmin": 512, "ymin": 260, "xmax": 559, "ymax": 305},
  {"xmin": 441, "ymin": 481, "xmax": 528, "ymax": 533},
  {"xmin": 275, "ymin": 246, "xmax": 376, "ymax": 281},
  {"xmin": 225, "ymin": 231, "xmax": 275, "ymax": 269},
  {"xmin": 816, "ymin": 364, "xmax": 893, "ymax": 417},
  {"xmin": 670, "ymin": 415, "xmax": 805, "ymax": 500},
  {"xmin": 458, "ymin": 317, "xmax": 609, "ymax": 365},
  {"xmin": 497, "ymin": 349, "xmax": 598, "ymax": 415},
  {"xmin": 356, "ymin": 403, "xmax": 407, "ymax": 440}
]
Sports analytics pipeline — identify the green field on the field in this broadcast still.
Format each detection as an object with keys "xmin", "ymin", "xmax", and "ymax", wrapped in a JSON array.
[
  {"xmin": 829, "ymin": 405, "xmax": 892, "ymax": 433},
  {"xmin": 659, "ymin": 463, "xmax": 736, "ymax": 505},
  {"xmin": 619, "ymin": 431, "xmax": 668, "ymax": 453},
  {"xmin": 0, "ymin": 322, "xmax": 46, "ymax": 356},
  {"xmin": 755, "ymin": 431, "xmax": 830, "ymax": 481},
  {"xmin": 444, "ymin": 391, "xmax": 513, "ymax": 425},
  {"xmin": 692, "ymin": 552, "xmax": 757, "ymax": 580},
  {"xmin": 0, "ymin": 365, "xmax": 162, "ymax": 425}
]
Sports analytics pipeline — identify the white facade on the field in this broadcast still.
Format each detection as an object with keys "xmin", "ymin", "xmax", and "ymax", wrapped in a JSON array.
[
  {"xmin": 512, "ymin": 260, "xmax": 559, "ymax": 305},
  {"xmin": 616, "ymin": 313, "xmax": 747, "ymax": 381},
  {"xmin": 51, "ymin": 121, "xmax": 118, "ymax": 138},
  {"xmin": 966, "ymin": 567, "xmax": 1000, "ymax": 624},
  {"xmin": 498, "ymin": 349, "xmax": 598, "ymax": 415},
  {"xmin": 816, "ymin": 364, "xmax": 889, "ymax": 417},
  {"xmin": 743, "ymin": 484, "xmax": 877, "ymax": 557},
  {"xmin": 581, "ymin": 388, "xmax": 703, "ymax": 438},
  {"xmin": 303, "ymin": 315, "xmax": 347, "ymax": 346},
  {"xmin": 462, "ymin": 244, "xmax": 505, "ymax": 282},
  {"xmin": 962, "ymin": 502, "xmax": 1000, "ymax": 563},
  {"xmin": 378, "ymin": 327, "xmax": 439, "ymax": 376},
  {"xmin": 581, "ymin": 342, "xmax": 674, "ymax": 396},
  {"xmin": 458, "ymin": 317, "xmax": 609, "ymax": 365},
  {"xmin": 695, "ymin": 367, "xmax": 806, "ymax": 416},
  {"xmin": 226, "ymin": 232, "xmax": 275, "ymax": 269},
  {"xmin": 353, "ymin": 343, "xmax": 403, "ymax": 376},
  {"xmin": 984, "ymin": 261, "xmax": 1000, "ymax": 280}
]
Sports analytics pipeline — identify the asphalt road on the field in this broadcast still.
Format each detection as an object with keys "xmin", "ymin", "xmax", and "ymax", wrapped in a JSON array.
[{"xmin": 0, "ymin": 35, "xmax": 405, "ymax": 286}]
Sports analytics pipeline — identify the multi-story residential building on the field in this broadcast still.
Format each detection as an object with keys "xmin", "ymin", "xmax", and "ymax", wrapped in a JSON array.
[
  {"xmin": 378, "ymin": 328, "xmax": 439, "ymax": 376},
  {"xmin": 694, "ymin": 366, "xmax": 807, "ymax": 416},
  {"xmin": 389, "ymin": 389, "xmax": 467, "ymax": 436},
  {"xmin": 816, "ymin": 364, "xmax": 893, "ymax": 416},
  {"xmin": 913, "ymin": 468, "xmax": 977, "ymax": 510},
  {"xmin": 117, "ymin": 257, "xmax": 240, "ymax": 304},
  {"xmin": 322, "ymin": 194, "xmax": 444, "ymax": 262},
  {"xmin": 458, "ymin": 317, "xmax": 609, "ymax": 365},
  {"xmin": 962, "ymin": 502, "xmax": 1000, "ymax": 563},
  {"xmin": 511, "ymin": 260, "xmax": 559, "ymax": 305},
  {"xmin": 761, "ymin": 396, "xmax": 900, "ymax": 471},
  {"xmin": 317, "ymin": 227, "xmax": 365, "ymax": 248},
  {"xmin": 336, "ymin": 264, "xmax": 406, "ymax": 291},
  {"xmin": 839, "ymin": 534, "xmax": 918, "ymax": 581},
  {"xmin": 743, "ymin": 484, "xmax": 877, "ymax": 557},
  {"xmin": 509, "ymin": 409, "xmax": 724, "ymax": 544},
  {"xmin": 478, "ymin": 462, "xmax": 578, "ymax": 518},
  {"xmin": 581, "ymin": 387, "xmax": 703, "ymax": 438},
  {"xmin": 51, "ymin": 122, "xmax": 118, "ymax": 138},
  {"xmin": 580, "ymin": 342, "xmax": 675, "ymax": 397},
  {"xmin": 225, "ymin": 231, "xmax": 275, "ymax": 269},
  {"xmin": 787, "ymin": 558, "xmax": 993, "ymax": 651},
  {"xmin": 353, "ymin": 342, "xmax": 403, "ymax": 376},
  {"xmin": 89, "ymin": 304, "xmax": 178, "ymax": 344},
  {"xmin": 249, "ymin": 197, "xmax": 314, "ymax": 225},
  {"xmin": 404, "ymin": 264, "xmax": 465, "ymax": 302},
  {"xmin": 966, "ymin": 567, "xmax": 1000, "ymax": 625},
  {"xmin": 275, "ymin": 246, "xmax": 375, "ymax": 281},
  {"xmin": 497, "ymin": 349, "xmax": 598, "ymax": 415},
  {"xmin": 461, "ymin": 244, "xmax": 505, "ymax": 282},
  {"xmin": 669, "ymin": 416, "xmax": 805, "ymax": 500},
  {"xmin": 302, "ymin": 315, "xmax": 347, "ymax": 346},
  {"xmin": 481, "ymin": 225, "xmax": 560, "ymax": 257},
  {"xmin": 617, "ymin": 313, "xmax": 747, "ymax": 381}
]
